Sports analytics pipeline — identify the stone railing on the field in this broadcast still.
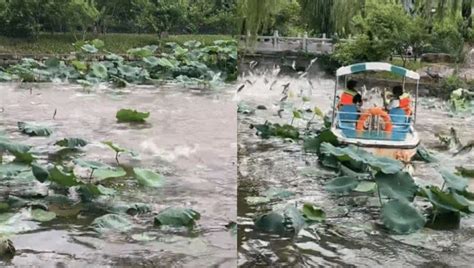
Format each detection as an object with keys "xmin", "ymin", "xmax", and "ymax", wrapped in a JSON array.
[{"xmin": 239, "ymin": 31, "xmax": 345, "ymax": 54}]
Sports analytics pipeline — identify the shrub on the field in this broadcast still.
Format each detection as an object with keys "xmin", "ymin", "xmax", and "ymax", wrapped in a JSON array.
[{"xmin": 441, "ymin": 75, "xmax": 467, "ymax": 95}]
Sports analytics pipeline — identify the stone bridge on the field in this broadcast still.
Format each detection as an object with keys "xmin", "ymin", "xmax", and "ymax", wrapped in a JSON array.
[{"xmin": 239, "ymin": 31, "xmax": 340, "ymax": 55}]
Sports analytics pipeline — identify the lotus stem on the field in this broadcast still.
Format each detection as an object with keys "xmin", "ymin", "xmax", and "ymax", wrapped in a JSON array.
[
  {"xmin": 431, "ymin": 210, "xmax": 438, "ymax": 225},
  {"xmin": 115, "ymin": 152, "xmax": 120, "ymax": 164},
  {"xmin": 306, "ymin": 113, "xmax": 316, "ymax": 129},
  {"xmin": 89, "ymin": 168, "xmax": 96, "ymax": 182},
  {"xmin": 377, "ymin": 185, "xmax": 383, "ymax": 207}
]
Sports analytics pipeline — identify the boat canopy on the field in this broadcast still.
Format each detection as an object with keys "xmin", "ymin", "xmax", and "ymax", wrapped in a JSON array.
[{"xmin": 336, "ymin": 62, "xmax": 420, "ymax": 80}]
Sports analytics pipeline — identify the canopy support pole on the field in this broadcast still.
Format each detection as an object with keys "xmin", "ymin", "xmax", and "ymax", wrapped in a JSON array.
[
  {"xmin": 331, "ymin": 76, "xmax": 339, "ymax": 126},
  {"xmin": 414, "ymin": 80, "xmax": 419, "ymax": 124}
]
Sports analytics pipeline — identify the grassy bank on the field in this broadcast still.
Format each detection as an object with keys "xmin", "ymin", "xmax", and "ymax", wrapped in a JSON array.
[{"xmin": 0, "ymin": 33, "xmax": 233, "ymax": 54}]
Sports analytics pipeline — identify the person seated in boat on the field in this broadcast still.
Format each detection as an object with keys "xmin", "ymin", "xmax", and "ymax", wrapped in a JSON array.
[
  {"xmin": 386, "ymin": 85, "xmax": 412, "ymax": 115},
  {"xmin": 352, "ymin": 94, "xmax": 363, "ymax": 112},
  {"xmin": 338, "ymin": 79, "xmax": 362, "ymax": 108}
]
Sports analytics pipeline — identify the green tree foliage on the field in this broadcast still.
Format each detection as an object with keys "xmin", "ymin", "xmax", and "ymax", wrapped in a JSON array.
[
  {"xmin": 65, "ymin": 0, "xmax": 100, "ymax": 40},
  {"xmin": 0, "ymin": 0, "xmax": 238, "ymax": 38},
  {"xmin": 0, "ymin": 0, "xmax": 41, "ymax": 38}
]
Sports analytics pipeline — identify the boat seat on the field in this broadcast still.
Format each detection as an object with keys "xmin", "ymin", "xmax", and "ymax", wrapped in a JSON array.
[
  {"xmin": 338, "ymin": 105, "xmax": 358, "ymax": 138},
  {"xmin": 338, "ymin": 105, "xmax": 358, "ymax": 128},
  {"xmin": 389, "ymin": 108, "xmax": 410, "ymax": 141},
  {"xmin": 389, "ymin": 108, "xmax": 410, "ymax": 132}
]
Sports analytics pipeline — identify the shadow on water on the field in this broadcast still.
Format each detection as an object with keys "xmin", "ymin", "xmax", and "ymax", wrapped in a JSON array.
[
  {"xmin": 237, "ymin": 65, "xmax": 474, "ymax": 267},
  {"xmin": 0, "ymin": 83, "xmax": 237, "ymax": 267}
]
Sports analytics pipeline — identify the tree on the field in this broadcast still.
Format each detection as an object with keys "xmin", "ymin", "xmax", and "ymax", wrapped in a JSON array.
[
  {"xmin": 64, "ymin": 0, "xmax": 100, "ymax": 40},
  {"xmin": 95, "ymin": 0, "xmax": 136, "ymax": 33},
  {"xmin": 237, "ymin": 0, "xmax": 285, "ymax": 35},
  {"xmin": 333, "ymin": 1, "xmax": 431, "ymax": 66},
  {"xmin": 0, "ymin": 0, "xmax": 41, "ymax": 38}
]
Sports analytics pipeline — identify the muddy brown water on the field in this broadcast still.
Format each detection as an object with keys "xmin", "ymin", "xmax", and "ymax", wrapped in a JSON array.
[
  {"xmin": 237, "ymin": 69, "xmax": 474, "ymax": 267},
  {"xmin": 0, "ymin": 83, "xmax": 236, "ymax": 267}
]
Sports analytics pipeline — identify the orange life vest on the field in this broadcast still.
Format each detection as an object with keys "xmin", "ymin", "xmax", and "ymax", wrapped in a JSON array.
[
  {"xmin": 399, "ymin": 94, "xmax": 412, "ymax": 115},
  {"xmin": 339, "ymin": 90, "xmax": 357, "ymax": 106}
]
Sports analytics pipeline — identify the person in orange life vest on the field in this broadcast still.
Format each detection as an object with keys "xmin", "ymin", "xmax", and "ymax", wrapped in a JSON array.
[
  {"xmin": 386, "ymin": 85, "xmax": 412, "ymax": 115},
  {"xmin": 338, "ymin": 80, "xmax": 362, "ymax": 108}
]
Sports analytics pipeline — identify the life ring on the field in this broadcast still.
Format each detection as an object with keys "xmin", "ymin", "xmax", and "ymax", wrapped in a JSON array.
[{"xmin": 356, "ymin": 107, "xmax": 393, "ymax": 132}]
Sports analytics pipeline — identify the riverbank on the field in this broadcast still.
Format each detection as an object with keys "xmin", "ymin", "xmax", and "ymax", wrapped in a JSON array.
[{"xmin": 0, "ymin": 33, "xmax": 233, "ymax": 54}]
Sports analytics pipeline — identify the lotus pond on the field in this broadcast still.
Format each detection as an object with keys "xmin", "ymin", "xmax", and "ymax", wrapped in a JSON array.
[
  {"xmin": 237, "ymin": 66, "xmax": 474, "ymax": 267},
  {"xmin": 0, "ymin": 82, "xmax": 236, "ymax": 266}
]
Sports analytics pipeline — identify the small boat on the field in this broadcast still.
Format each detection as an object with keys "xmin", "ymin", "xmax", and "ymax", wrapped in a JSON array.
[{"xmin": 330, "ymin": 62, "xmax": 420, "ymax": 162}]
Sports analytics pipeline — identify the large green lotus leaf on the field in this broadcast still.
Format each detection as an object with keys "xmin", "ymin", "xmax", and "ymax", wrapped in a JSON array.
[
  {"xmin": 48, "ymin": 166, "xmax": 80, "ymax": 187},
  {"xmin": 422, "ymin": 186, "xmax": 470, "ymax": 213},
  {"xmin": 91, "ymin": 63, "xmax": 108, "ymax": 79},
  {"xmin": 116, "ymin": 109, "xmax": 150, "ymax": 123},
  {"xmin": 301, "ymin": 203, "xmax": 326, "ymax": 222},
  {"xmin": 0, "ymin": 211, "xmax": 39, "ymax": 234},
  {"xmin": 31, "ymin": 163, "xmax": 49, "ymax": 183},
  {"xmin": 78, "ymin": 184, "xmax": 103, "ymax": 201},
  {"xmin": 94, "ymin": 167, "xmax": 126, "ymax": 181},
  {"xmin": 117, "ymin": 65, "xmax": 142, "ymax": 81},
  {"xmin": 154, "ymin": 207, "xmax": 200, "ymax": 227},
  {"xmin": 451, "ymin": 192, "xmax": 474, "ymax": 212},
  {"xmin": 142, "ymin": 56, "xmax": 160, "ymax": 67},
  {"xmin": 0, "ymin": 139, "xmax": 34, "ymax": 163},
  {"xmin": 254, "ymin": 212, "xmax": 286, "ymax": 234},
  {"xmin": 254, "ymin": 205, "xmax": 305, "ymax": 235},
  {"xmin": 319, "ymin": 154, "xmax": 339, "ymax": 169},
  {"xmin": 106, "ymin": 202, "xmax": 151, "ymax": 215},
  {"xmin": 340, "ymin": 164, "xmax": 370, "ymax": 179},
  {"xmin": 105, "ymin": 53, "xmax": 124, "ymax": 62},
  {"xmin": 0, "ymin": 163, "xmax": 30, "ymax": 178},
  {"xmin": 305, "ymin": 129, "xmax": 339, "ymax": 155},
  {"xmin": 96, "ymin": 185, "xmax": 116, "ymax": 196},
  {"xmin": 81, "ymin": 44, "xmax": 98, "ymax": 53},
  {"xmin": 91, "ymin": 39, "xmax": 105, "ymax": 49},
  {"xmin": 325, "ymin": 176, "xmax": 359, "ymax": 194},
  {"xmin": 102, "ymin": 141, "xmax": 126, "ymax": 153},
  {"xmin": 320, "ymin": 143, "xmax": 403, "ymax": 174},
  {"xmin": 92, "ymin": 214, "xmax": 133, "ymax": 233},
  {"xmin": 0, "ymin": 71, "xmax": 13, "ymax": 81},
  {"xmin": 156, "ymin": 58, "xmax": 178, "ymax": 69},
  {"xmin": 133, "ymin": 168, "xmax": 164, "ymax": 187},
  {"xmin": 414, "ymin": 146, "xmax": 438, "ymax": 163},
  {"xmin": 74, "ymin": 159, "xmax": 108, "ymax": 170},
  {"xmin": 381, "ymin": 199, "xmax": 426, "ymax": 234},
  {"xmin": 183, "ymin": 40, "xmax": 202, "ymax": 48},
  {"xmin": 71, "ymin": 60, "xmax": 87, "ymax": 72},
  {"xmin": 354, "ymin": 181, "xmax": 377, "ymax": 193},
  {"xmin": 17, "ymin": 122, "xmax": 52, "ymax": 137},
  {"xmin": 439, "ymin": 169, "xmax": 468, "ymax": 192},
  {"xmin": 375, "ymin": 171, "xmax": 418, "ymax": 201},
  {"xmin": 54, "ymin": 138, "xmax": 87, "ymax": 149},
  {"xmin": 31, "ymin": 209, "xmax": 56, "ymax": 222},
  {"xmin": 456, "ymin": 166, "xmax": 474, "ymax": 178},
  {"xmin": 127, "ymin": 45, "xmax": 157, "ymax": 58},
  {"xmin": 45, "ymin": 57, "xmax": 60, "ymax": 68},
  {"xmin": 365, "ymin": 155, "xmax": 403, "ymax": 174},
  {"xmin": 254, "ymin": 122, "xmax": 300, "ymax": 140},
  {"xmin": 110, "ymin": 75, "xmax": 128, "ymax": 88}
]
